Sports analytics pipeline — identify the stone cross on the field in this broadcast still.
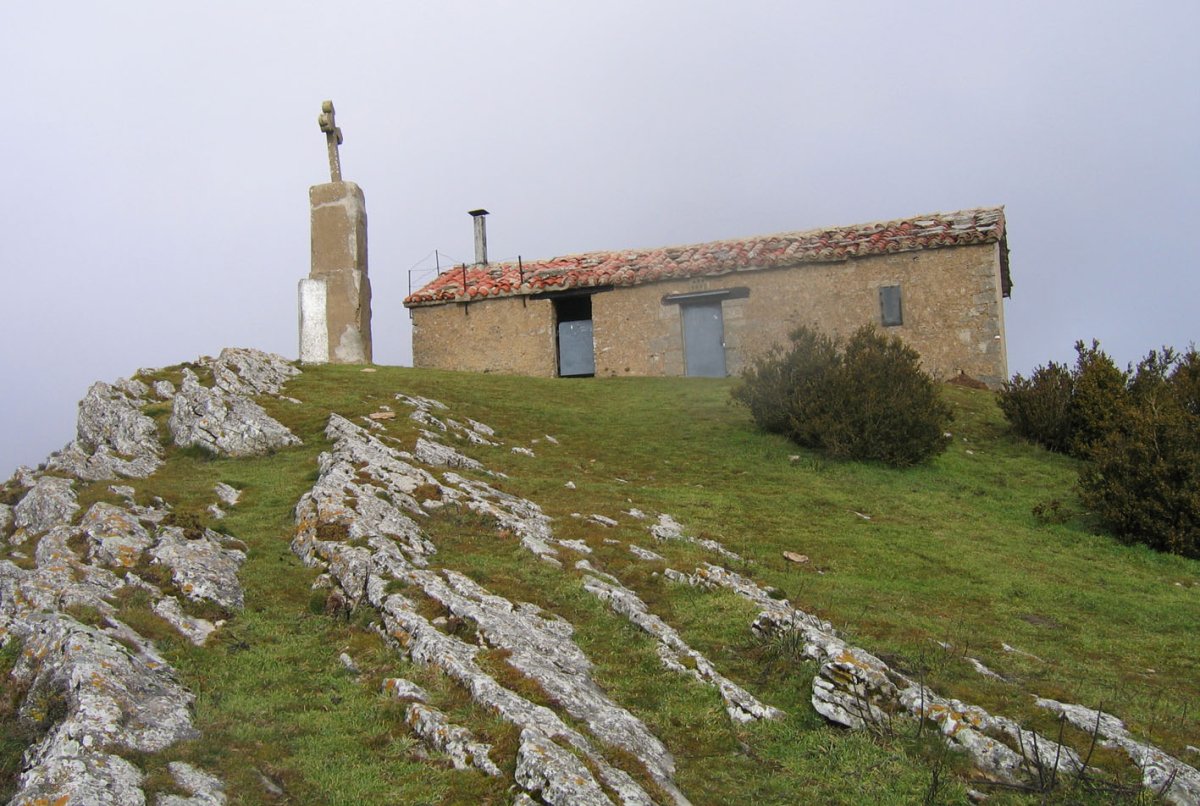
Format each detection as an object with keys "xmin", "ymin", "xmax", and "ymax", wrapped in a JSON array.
[{"xmin": 318, "ymin": 100, "xmax": 343, "ymax": 182}]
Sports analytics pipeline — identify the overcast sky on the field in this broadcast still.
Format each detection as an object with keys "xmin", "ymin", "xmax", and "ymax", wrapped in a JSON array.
[{"xmin": 2, "ymin": 1, "xmax": 1197, "ymax": 472}]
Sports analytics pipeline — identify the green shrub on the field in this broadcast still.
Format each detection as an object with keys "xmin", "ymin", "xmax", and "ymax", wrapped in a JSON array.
[
  {"xmin": 732, "ymin": 327, "xmax": 837, "ymax": 434},
  {"xmin": 998, "ymin": 339, "xmax": 1128, "ymax": 457},
  {"xmin": 1078, "ymin": 347, "xmax": 1200, "ymax": 557},
  {"xmin": 1069, "ymin": 339, "xmax": 1129, "ymax": 457},
  {"xmin": 996, "ymin": 361, "xmax": 1075, "ymax": 452},
  {"xmin": 732, "ymin": 325, "xmax": 952, "ymax": 467}
]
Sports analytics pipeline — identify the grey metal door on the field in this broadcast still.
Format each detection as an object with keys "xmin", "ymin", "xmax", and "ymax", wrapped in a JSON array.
[
  {"xmin": 557, "ymin": 320, "xmax": 595, "ymax": 376},
  {"xmin": 682, "ymin": 302, "xmax": 726, "ymax": 377}
]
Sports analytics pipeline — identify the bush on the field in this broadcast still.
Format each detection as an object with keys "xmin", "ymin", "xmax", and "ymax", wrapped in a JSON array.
[
  {"xmin": 733, "ymin": 327, "xmax": 838, "ymax": 435},
  {"xmin": 997, "ymin": 340, "xmax": 1128, "ymax": 457},
  {"xmin": 732, "ymin": 325, "xmax": 952, "ymax": 467},
  {"xmin": 996, "ymin": 361, "xmax": 1075, "ymax": 453},
  {"xmin": 1077, "ymin": 347, "xmax": 1200, "ymax": 557},
  {"xmin": 1069, "ymin": 340, "xmax": 1129, "ymax": 457}
]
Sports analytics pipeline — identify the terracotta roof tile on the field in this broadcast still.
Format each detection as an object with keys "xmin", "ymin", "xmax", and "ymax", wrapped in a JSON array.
[{"xmin": 404, "ymin": 206, "xmax": 1006, "ymax": 307}]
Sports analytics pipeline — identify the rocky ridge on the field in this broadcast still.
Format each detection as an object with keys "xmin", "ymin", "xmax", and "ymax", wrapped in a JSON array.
[
  {"xmin": 291, "ymin": 411, "xmax": 687, "ymax": 805},
  {"xmin": 1, "ymin": 348, "xmax": 292, "ymax": 805}
]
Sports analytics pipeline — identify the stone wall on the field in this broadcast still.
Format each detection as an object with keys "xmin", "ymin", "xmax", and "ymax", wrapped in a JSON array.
[
  {"xmin": 411, "ymin": 294, "xmax": 557, "ymax": 375},
  {"xmin": 410, "ymin": 242, "xmax": 1008, "ymax": 387}
]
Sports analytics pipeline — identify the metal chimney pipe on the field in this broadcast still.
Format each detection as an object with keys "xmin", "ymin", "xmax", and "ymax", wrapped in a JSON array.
[{"xmin": 469, "ymin": 209, "xmax": 489, "ymax": 265}]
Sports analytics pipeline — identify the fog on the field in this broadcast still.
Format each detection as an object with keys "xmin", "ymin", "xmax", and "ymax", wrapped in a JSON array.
[{"xmin": 2, "ymin": 1, "xmax": 1196, "ymax": 471}]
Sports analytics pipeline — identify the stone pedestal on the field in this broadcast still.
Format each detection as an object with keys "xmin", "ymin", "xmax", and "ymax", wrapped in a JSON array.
[{"xmin": 298, "ymin": 181, "xmax": 372, "ymax": 364}]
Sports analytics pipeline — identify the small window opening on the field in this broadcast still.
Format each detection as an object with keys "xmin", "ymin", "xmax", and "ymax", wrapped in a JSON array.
[{"xmin": 880, "ymin": 285, "xmax": 903, "ymax": 327}]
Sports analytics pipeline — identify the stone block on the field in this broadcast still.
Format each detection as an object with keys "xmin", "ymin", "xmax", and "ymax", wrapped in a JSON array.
[
  {"xmin": 301, "ymin": 181, "xmax": 372, "ymax": 364},
  {"xmin": 298, "ymin": 278, "xmax": 328, "ymax": 363}
]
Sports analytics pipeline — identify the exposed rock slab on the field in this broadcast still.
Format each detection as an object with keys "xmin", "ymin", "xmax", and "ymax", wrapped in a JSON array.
[
  {"xmin": 169, "ymin": 369, "xmax": 300, "ymax": 457},
  {"xmin": 415, "ymin": 436, "xmax": 485, "ymax": 471},
  {"xmin": 150, "ymin": 527, "xmax": 245, "ymax": 611},
  {"xmin": 12, "ymin": 475, "xmax": 78, "ymax": 541},
  {"xmin": 207, "ymin": 347, "xmax": 301, "ymax": 398},
  {"xmin": 293, "ymin": 410, "xmax": 683, "ymax": 805},
  {"xmin": 515, "ymin": 728, "xmax": 613, "ymax": 806},
  {"xmin": 1036, "ymin": 697, "xmax": 1200, "ymax": 805},
  {"xmin": 0, "ymin": 358, "xmax": 262, "ymax": 805},
  {"xmin": 650, "ymin": 514, "xmax": 742, "ymax": 562},
  {"xmin": 442, "ymin": 471, "xmax": 588, "ymax": 564},
  {"xmin": 1, "ymin": 493, "xmax": 232, "ymax": 801},
  {"xmin": 213, "ymin": 483, "xmax": 241, "ymax": 507},
  {"xmin": 21, "ymin": 526, "xmax": 123, "ymax": 615},
  {"xmin": 670, "ymin": 562, "xmax": 1085, "ymax": 789},
  {"xmin": 406, "ymin": 702, "xmax": 503, "ymax": 776},
  {"xmin": 82, "ymin": 501, "xmax": 153, "ymax": 568},
  {"xmin": 369, "ymin": 585, "xmax": 659, "ymax": 805},
  {"xmin": 395, "ymin": 394, "xmax": 449, "ymax": 412},
  {"xmin": 292, "ymin": 414, "xmax": 438, "ymax": 571},
  {"xmin": 46, "ymin": 380, "xmax": 163, "ymax": 481},
  {"xmin": 629, "ymin": 545, "xmax": 664, "ymax": 562},
  {"xmin": 158, "ymin": 760, "xmax": 228, "ymax": 806},
  {"xmin": 10, "ymin": 744, "xmax": 147, "ymax": 806},
  {"xmin": 450, "ymin": 418, "xmax": 499, "ymax": 446},
  {"xmin": 584, "ymin": 574, "xmax": 782, "ymax": 724},
  {"xmin": 397, "ymin": 394, "xmax": 502, "ymax": 447},
  {"xmin": 8, "ymin": 612, "xmax": 200, "ymax": 804},
  {"xmin": 382, "ymin": 677, "xmax": 430, "ymax": 702},
  {"xmin": 416, "ymin": 568, "xmax": 677, "ymax": 791},
  {"xmin": 153, "ymin": 596, "xmax": 219, "ymax": 646}
]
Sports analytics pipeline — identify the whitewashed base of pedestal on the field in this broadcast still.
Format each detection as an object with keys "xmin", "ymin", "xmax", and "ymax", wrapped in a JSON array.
[{"xmin": 298, "ymin": 278, "xmax": 329, "ymax": 363}]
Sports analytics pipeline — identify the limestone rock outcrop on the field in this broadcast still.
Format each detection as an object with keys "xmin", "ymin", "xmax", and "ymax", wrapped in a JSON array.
[
  {"xmin": 649, "ymin": 513, "xmax": 742, "ymax": 562},
  {"xmin": 157, "ymin": 760, "xmax": 229, "ymax": 806},
  {"xmin": 293, "ymin": 410, "xmax": 686, "ymax": 805},
  {"xmin": 406, "ymin": 702, "xmax": 502, "ymax": 776},
  {"xmin": 1036, "ymin": 698, "xmax": 1200, "ymax": 804},
  {"xmin": 46, "ymin": 380, "xmax": 163, "ymax": 481},
  {"xmin": 150, "ymin": 526, "xmax": 246, "ymax": 611},
  {"xmin": 584, "ymin": 574, "xmax": 782, "ymax": 724},
  {"xmin": 11, "ymin": 475, "xmax": 79, "ymax": 542},
  {"xmin": 170, "ymin": 369, "xmax": 300, "ymax": 457},
  {"xmin": 81, "ymin": 501, "xmax": 153, "ymax": 568},
  {"xmin": 0, "ymin": 354, "xmax": 270, "ymax": 803},
  {"xmin": 1, "ymin": 485, "xmax": 238, "ymax": 803},
  {"xmin": 514, "ymin": 727, "xmax": 614, "ymax": 806},
  {"xmin": 668, "ymin": 563, "xmax": 1086, "ymax": 788},
  {"xmin": 153, "ymin": 595, "xmax": 219, "ymax": 646},
  {"xmin": 209, "ymin": 347, "xmax": 302, "ymax": 397}
]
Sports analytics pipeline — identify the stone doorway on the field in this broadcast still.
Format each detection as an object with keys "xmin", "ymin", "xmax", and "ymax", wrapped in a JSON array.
[{"xmin": 554, "ymin": 296, "xmax": 595, "ymax": 377}]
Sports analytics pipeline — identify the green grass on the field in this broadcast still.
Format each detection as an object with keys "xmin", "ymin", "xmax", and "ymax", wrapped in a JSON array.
[{"xmin": 2, "ymin": 363, "xmax": 1197, "ymax": 804}]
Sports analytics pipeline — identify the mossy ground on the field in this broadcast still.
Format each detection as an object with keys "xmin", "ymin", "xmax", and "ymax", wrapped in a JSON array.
[{"xmin": 2, "ymin": 364, "xmax": 1197, "ymax": 804}]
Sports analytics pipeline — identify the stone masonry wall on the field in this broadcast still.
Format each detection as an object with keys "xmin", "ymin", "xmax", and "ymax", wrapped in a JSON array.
[
  {"xmin": 411, "ymin": 295, "xmax": 557, "ymax": 375},
  {"xmin": 410, "ymin": 242, "xmax": 1008, "ymax": 386}
]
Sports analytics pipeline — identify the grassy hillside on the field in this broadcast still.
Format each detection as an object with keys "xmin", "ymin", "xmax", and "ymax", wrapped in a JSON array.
[{"xmin": 3, "ymin": 364, "xmax": 1197, "ymax": 804}]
